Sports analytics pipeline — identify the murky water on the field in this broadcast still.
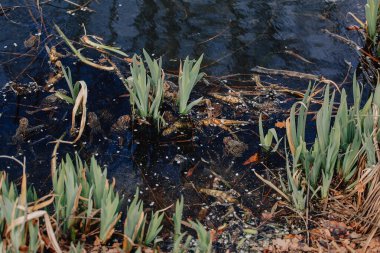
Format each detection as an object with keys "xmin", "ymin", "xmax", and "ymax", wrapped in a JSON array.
[{"xmin": 0, "ymin": 0, "xmax": 366, "ymax": 226}]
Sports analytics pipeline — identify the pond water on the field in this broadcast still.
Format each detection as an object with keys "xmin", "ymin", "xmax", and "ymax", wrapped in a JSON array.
[{"xmin": 0, "ymin": 0, "xmax": 366, "ymax": 233}]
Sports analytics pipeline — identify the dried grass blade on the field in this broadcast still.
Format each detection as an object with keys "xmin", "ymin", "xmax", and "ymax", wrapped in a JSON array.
[
  {"xmin": 254, "ymin": 171, "xmax": 290, "ymax": 202},
  {"xmin": 70, "ymin": 81, "xmax": 87, "ymax": 143},
  {"xmin": 28, "ymin": 195, "xmax": 55, "ymax": 212},
  {"xmin": 6, "ymin": 210, "xmax": 62, "ymax": 253},
  {"xmin": 286, "ymin": 117, "xmax": 296, "ymax": 155}
]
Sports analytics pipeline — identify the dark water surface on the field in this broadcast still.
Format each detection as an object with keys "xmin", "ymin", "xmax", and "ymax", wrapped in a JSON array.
[{"xmin": 0, "ymin": 0, "xmax": 366, "ymax": 224}]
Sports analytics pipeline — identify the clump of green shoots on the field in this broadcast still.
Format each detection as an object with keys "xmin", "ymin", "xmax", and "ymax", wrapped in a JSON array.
[
  {"xmin": 125, "ymin": 51, "xmax": 165, "ymax": 129},
  {"xmin": 123, "ymin": 189, "xmax": 164, "ymax": 252},
  {"xmin": 0, "ymin": 154, "xmax": 216, "ymax": 251},
  {"xmin": 177, "ymin": 55, "xmax": 205, "ymax": 115},
  {"xmin": 258, "ymin": 114, "xmax": 281, "ymax": 152},
  {"xmin": 365, "ymin": 0, "xmax": 379, "ymax": 42},
  {"xmin": 53, "ymin": 154, "xmax": 120, "ymax": 242},
  {"xmin": 55, "ymin": 65, "xmax": 81, "ymax": 105},
  {"xmin": 189, "ymin": 221, "xmax": 214, "ymax": 253},
  {"xmin": 173, "ymin": 196, "xmax": 192, "ymax": 253},
  {"xmin": 0, "ymin": 157, "xmax": 61, "ymax": 253},
  {"xmin": 273, "ymin": 75, "xmax": 380, "ymax": 211}
]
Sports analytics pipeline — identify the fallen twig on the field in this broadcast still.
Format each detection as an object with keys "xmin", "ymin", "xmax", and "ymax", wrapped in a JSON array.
[
  {"xmin": 251, "ymin": 66, "xmax": 340, "ymax": 91},
  {"xmin": 55, "ymin": 24, "xmax": 114, "ymax": 71}
]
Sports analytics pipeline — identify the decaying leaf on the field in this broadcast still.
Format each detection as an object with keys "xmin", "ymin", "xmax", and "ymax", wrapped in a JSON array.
[
  {"xmin": 209, "ymin": 93, "xmax": 244, "ymax": 104},
  {"xmin": 187, "ymin": 161, "xmax": 200, "ymax": 177},
  {"xmin": 243, "ymin": 153, "xmax": 259, "ymax": 165},
  {"xmin": 198, "ymin": 207, "xmax": 209, "ymax": 221},
  {"xmin": 271, "ymin": 237, "xmax": 314, "ymax": 252},
  {"xmin": 275, "ymin": 121, "xmax": 286, "ymax": 128},
  {"xmin": 199, "ymin": 188, "xmax": 238, "ymax": 203},
  {"xmin": 261, "ymin": 212, "xmax": 273, "ymax": 220}
]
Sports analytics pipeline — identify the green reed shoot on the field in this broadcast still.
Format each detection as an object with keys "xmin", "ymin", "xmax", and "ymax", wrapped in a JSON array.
[
  {"xmin": 69, "ymin": 242, "xmax": 85, "ymax": 253},
  {"xmin": 365, "ymin": 0, "xmax": 379, "ymax": 42},
  {"xmin": 189, "ymin": 220, "xmax": 213, "ymax": 253},
  {"xmin": 55, "ymin": 65, "xmax": 81, "ymax": 105},
  {"xmin": 178, "ymin": 55, "xmax": 205, "ymax": 115},
  {"xmin": 126, "ymin": 53, "xmax": 165, "ymax": 128},
  {"xmin": 52, "ymin": 154, "xmax": 120, "ymax": 242},
  {"xmin": 123, "ymin": 189, "xmax": 164, "ymax": 252},
  {"xmin": 173, "ymin": 196, "xmax": 192, "ymax": 253},
  {"xmin": 100, "ymin": 190, "xmax": 121, "ymax": 242},
  {"xmin": 259, "ymin": 114, "xmax": 281, "ymax": 152},
  {"xmin": 281, "ymin": 146, "xmax": 307, "ymax": 211}
]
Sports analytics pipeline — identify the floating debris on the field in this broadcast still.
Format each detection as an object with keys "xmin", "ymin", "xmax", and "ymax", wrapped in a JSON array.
[
  {"xmin": 209, "ymin": 93, "xmax": 244, "ymax": 105},
  {"xmin": 199, "ymin": 188, "xmax": 238, "ymax": 203}
]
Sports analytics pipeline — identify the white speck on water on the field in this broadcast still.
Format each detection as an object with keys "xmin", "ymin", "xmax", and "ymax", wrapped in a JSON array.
[
  {"xmin": 4, "ymin": 46, "xmax": 7, "ymax": 49},
  {"xmin": 13, "ymin": 43, "xmax": 17, "ymax": 47}
]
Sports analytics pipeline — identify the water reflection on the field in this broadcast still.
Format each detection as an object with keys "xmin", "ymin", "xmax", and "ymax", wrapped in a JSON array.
[{"xmin": 0, "ymin": 0, "xmax": 365, "ymax": 83}]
